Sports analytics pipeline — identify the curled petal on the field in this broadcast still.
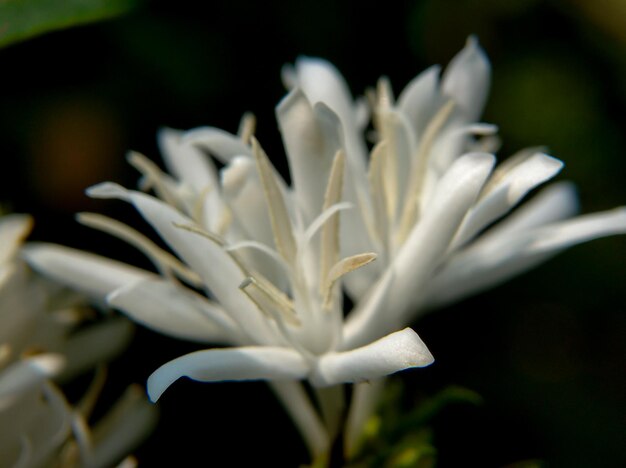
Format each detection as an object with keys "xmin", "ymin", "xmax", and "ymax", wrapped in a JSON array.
[
  {"xmin": 182, "ymin": 126, "xmax": 252, "ymax": 164},
  {"xmin": 147, "ymin": 346, "xmax": 309, "ymax": 402},
  {"xmin": 312, "ymin": 328, "xmax": 433, "ymax": 387}
]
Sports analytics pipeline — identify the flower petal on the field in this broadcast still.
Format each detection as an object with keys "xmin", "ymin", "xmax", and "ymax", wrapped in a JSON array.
[
  {"xmin": 344, "ymin": 153, "xmax": 495, "ymax": 347},
  {"xmin": 454, "ymin": 152, "xmax": 564, "ymax": 247},
  {"xmin": 89, "ymin": 385, "xmax": 158, "ymax": 468},
  {"xmin": 22, "ymin": 243, "xmax": 152, "ymax": 299},
  {"xmin": 147, "ymin": 346, "xmax": 309, "ymax": 402},
  {"xmin": 158, "ymin": 127, "xmax": 219, "ymax": 193},
  {"xmin": 397, "ymin": 65, "xmax": 443, "ymax": 139},
  {"xmin": 88, "ymin": 183, "xmax": 279, "ymax": 346},
  {"xmin": 182, "ymin": 126, "xmax": 252, "ymax": 164},
  {"xmin": 427, "ymin": 206, "xmax": 626, "ymax": 308},
  {"xmin": 441, "ymin": 36, "xmax": 490, "ymax": 121},
  {"xmin": 57, "ymin": 318, "xmax": 134, "ymax": 381},
  {"xmin": 312, "ymin": 328, "xmax": 433, "ymax": 387},
  {"xmin": 0, "ymin": 214, "xmax": 32, "ymax": 265},
  {"xmin": 0, "ymin": 354, "xmax": 64, "ymax": 402},
  {"xmin": 108, "ymin": 278, "xmax": 240, "ymax": 344},
  {"xmin": 276, "ymin": 88, "xmax": 342, "ymax": 224}
]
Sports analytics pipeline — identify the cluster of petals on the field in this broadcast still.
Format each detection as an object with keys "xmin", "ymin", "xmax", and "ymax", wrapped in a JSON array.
[
  {"xmin": 0, "ymin": 214, "xmax": 156, "ymax": 467},
  {"xmin": 24, "ymin": 37, "xmax": 626, "ymax": 458}
]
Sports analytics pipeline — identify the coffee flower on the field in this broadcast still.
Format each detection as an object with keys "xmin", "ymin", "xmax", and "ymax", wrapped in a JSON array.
[
  {"xmin": 24, "ymin": 137, "xmax": 435, "ymax": 459},
  {"xmin": 0, "ymin": 214, "xmax": 156, "ymax": 467}
]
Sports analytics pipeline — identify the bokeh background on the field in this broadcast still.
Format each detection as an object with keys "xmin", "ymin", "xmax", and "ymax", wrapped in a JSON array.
[{"xmin": 1, "ymin": 0, "xmax": 625, "ymax": 466}]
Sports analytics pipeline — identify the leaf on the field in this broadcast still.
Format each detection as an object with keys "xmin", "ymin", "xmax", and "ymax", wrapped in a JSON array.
[{"xmin": 0, "ymin": 0, "xmax": 140, "ymax": 48}]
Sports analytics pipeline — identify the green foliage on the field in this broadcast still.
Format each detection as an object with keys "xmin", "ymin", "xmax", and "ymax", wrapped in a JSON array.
[
  {"xmin": 0, "ymin": 0, "xmax": 140, "ymax": 48},
  {"xmin": 347, "ymin": 382, "xmax": 482, "ymax": 467}
]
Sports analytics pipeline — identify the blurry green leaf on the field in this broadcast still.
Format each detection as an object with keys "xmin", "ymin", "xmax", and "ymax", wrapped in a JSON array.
[
  {"xmin": 399, "ymin": 385, "xmax": 483, "ymax": 431},
  {"xmin": 348, "ymin": 383, "xmax": 482, "ymax": 467},
  {"xmin": 0, "ymin": 0, "xmax": 140, "ymax": 48}
]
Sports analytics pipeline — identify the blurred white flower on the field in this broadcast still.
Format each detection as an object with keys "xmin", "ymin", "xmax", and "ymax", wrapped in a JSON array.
[
  {"xmin": 23, "ymin": 37, "xmax": 626, "ymax": 463},
  {"xmin": 0, "ymin": 214, "xmax": 156, "ymax": 468}
]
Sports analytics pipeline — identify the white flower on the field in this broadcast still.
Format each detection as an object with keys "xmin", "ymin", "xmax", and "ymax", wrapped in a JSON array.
[
  {"xmin": 0, "ymin": 214, "xmax": 156, "ymax": 467},
  {"xmin": 277, "ymin": 37, "xmax": 625, "ymax": 455},
  {"xmin": 23, "ymin": 37, "xmax": 626, "ymax": 463},
  {"xmin": 24, "ymin": 138, "xmax": 435, "ymax": 460},
  {"xmin": 278, "ymin": 37, "xmax": 626, "ymax": 349}
]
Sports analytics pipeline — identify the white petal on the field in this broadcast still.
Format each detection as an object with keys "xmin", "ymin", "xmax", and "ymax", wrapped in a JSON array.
[
  {"xmin": 158, "ymin": 127, "xmax": 219, "ymax": 194},
  {"xmin": 22, "ymin": 243, "xmax": 152, "ymax": 299},
  {"xmin": 221, "ymin": 156, "xmax": 274, "ymax": 247},
  {"xmin": 530, "ymin": 206, "xmax": 626, "ymax": 252},
  {"xmin": 57, "ymin": 318, "xmax": 134, "ymax": 381},
  {"xmin": 344, "ymin": 153, "xmax": 495, "ymax": 348},
  {"xmin": 397, "ymin": 65, "xmax": 443, "ymax": 138},
  {"xmin": 293, "ymin": 58, "xmax": 374, "ymax": 260},
  {"xmin": 427, "ymin": 206, "xmax": 626, "ymax": 308},
  {"xmin": 312, "ymin": 328, "xmax": 433, "ymax": 387},
  {"xmin": 147, "ymin": 346, "xmax": 309, "ymax": 401},
  {"xmin": 90, "ymin": 385, "xmax": 158, "ymax": 468},
  {"xmin": 108, "ymin": 278, "xmax": 240, "ymax": 344},
  {"xmin": 294, "ymin": 57, "xmax": 356, "ymax": 131},
  {"xmin": 0, "ymin": 354, "xmax": 64, "ymax": 401},
  {"xmin": 479, "ymin": 181, "xmax": 579, "ymax": 240},
  {"xmin": 276, "ymin": 88, "xmax": 342, "ymax": 224},
  {"xmin": 182, "ymin": 126, "xmax": 252, "ymax": 164},
  {"xmin": 442, "ymin": 36, "xmax": 490, "ymax": 121},
  {"xmin": 454, "ymin": 152, "xmax": 564, "ymax": 247},
  {"xmin": 0, "ymin": 214, "xmax": 32, "ymax": 265},
  {"xmin": 89, "ymin": 184, "xmax": 278, "ymax": 345}
]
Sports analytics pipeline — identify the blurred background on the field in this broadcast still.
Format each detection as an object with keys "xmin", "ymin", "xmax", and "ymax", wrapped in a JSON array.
[{"xmin": 1, "ymin": 0, "xmax": 624, "ymax": 466}]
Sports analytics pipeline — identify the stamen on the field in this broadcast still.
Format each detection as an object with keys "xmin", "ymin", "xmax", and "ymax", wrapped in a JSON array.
[
  {"xmin": 368, "ymin": 141, "xmax": 390, "ymax": 249},
  {"xmin": 238, "ymin": 112, "xmax": 256, "ymax": 144},
  {"xmin": 240, "ymin": 276, "xmax": 300, "ymax": 326},
  {"xmin": 127, "ymin": 151, "xmax": 180, "ymax": 208},
  {"xmin": 376, "ymin": 76, "xmax": 395, "ymax": 110},
  {"xmin": 78, "ymin": 213, "xmax": 202, "ymax": 287},
  {"xmin": 251, "ymin": 137, "xmax": 297, "ymax": 263},
  {"xmin": 319, "ymin": 150, "xmax": 345, "ymax": 290},
  {"xmin": 323, "ymin": 252, "xmax": 377, "ymax": 308},
  {"xmin": 304, "ymin": 202, "xmax": 352, "ymax": 245},
  {"xmin": 76, "ymin": 366, "xmax": 108, "ymax": 419},
  {"xmin": 191, "ymin": 186, "xmax": 212, "ymax": 226}
]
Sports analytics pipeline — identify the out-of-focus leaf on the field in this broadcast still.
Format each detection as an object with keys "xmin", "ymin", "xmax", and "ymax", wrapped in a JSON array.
[
  {"xmin": 347, "ymin": 383, "xmax": 482, "ymax": 467},
  {"xmin": 0, "ymin": 0, "xmax": 140, "ymax": 48}
]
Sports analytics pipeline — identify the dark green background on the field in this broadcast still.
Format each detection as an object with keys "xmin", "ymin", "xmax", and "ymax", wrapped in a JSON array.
[{"xmin": 1, "ymin": 0, "xmax": 624, "ymax": 466}]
